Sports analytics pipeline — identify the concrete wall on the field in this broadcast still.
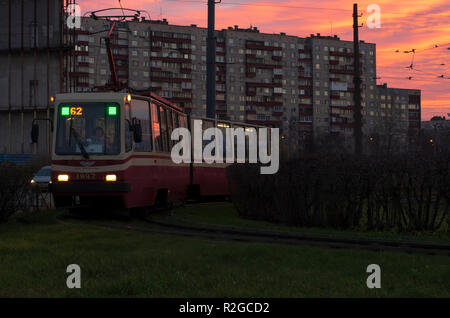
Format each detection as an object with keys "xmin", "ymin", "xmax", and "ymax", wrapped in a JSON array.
[{"xmin": 0, "ymin": 0, "xmax": 64, "ymax": 154}]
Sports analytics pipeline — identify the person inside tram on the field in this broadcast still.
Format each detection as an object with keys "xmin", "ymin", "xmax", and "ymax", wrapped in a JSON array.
[
  {"xmin": 92, "ymin": 126, "xmax": 105, "ymax": 144},
  {"xmin": 83, "ymin": 126, "xmax": 106, "ymax": 153}
]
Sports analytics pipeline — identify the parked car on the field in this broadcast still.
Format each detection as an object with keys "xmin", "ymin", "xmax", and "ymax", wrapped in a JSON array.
[{"xmin": 30, "ymin": 166, "xmax": 52, "ymax": 191}]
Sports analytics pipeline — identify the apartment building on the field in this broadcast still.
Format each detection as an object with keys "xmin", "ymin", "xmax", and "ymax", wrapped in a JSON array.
[
  {"xmin": 72, "ymin": 18, "xmax": 390, "ymax": 149},
  {"xmin": 371, "ymin": 84, "xmax": 421, "ymax": 150},
  {"xmin": 0, "ymin": 7, "xmax": 421, "ymax": 155}
]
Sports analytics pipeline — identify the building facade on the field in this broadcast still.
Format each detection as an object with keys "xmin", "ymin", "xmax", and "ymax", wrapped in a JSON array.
[
  {"xmin": 0, "ymin": 8, "xmax": 421, "ymax": 155},
  {"xmin": 372, "ymin": 84, "xmax": 421, "ymax": 151},
  {"xmin": 0, "ymin": 0, "xmax": 66, "ymax": 155}
]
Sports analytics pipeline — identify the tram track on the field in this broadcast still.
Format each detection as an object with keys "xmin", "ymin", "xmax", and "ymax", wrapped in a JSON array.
[{"xmin": 57, "ymin": 209, "xmax": 450, "ymax": 256}]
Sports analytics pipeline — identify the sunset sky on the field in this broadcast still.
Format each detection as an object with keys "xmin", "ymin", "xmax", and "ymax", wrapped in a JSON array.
[{"xmin": 78, "ymin": 0, "xmax": 450, "ymax": 120}]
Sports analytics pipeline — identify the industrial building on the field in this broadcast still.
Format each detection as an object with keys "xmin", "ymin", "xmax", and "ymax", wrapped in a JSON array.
[
  {"xmin": 0, "ymin": 0, "xmax": 70, "ymax": 156},
  {"xmin": 0, "ymin": 0, "xmax": 421, "ymax": 157}
]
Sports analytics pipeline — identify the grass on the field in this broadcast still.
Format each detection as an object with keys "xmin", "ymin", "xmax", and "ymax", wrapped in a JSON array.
[
  {"xmin": 0, "ymin": 208, "xmax": 449, "ymax": 297},
  {"xmin": 150, "ymin": 203, "xmax": 450, "ymax": 244}
]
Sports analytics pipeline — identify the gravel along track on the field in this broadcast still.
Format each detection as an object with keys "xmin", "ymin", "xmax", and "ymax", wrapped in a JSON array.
[{"xmin": 57, "ymin": 213, "xmax": 450, "ymax": 256}]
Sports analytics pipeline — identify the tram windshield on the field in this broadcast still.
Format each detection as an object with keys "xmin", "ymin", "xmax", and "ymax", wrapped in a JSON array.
[{"xmin": 55, "ymin": 102, "xmax": 120, "ymax": 157}]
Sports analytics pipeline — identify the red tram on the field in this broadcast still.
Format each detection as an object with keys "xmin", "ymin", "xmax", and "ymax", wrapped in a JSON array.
[{"xmin": 45, "ymin": 92, "xmax": 262, "ymax": 210}]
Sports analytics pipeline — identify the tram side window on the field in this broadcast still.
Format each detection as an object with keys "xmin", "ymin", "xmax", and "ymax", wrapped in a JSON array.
[
  {"xmin": 150, "ymin": 103, "xmax": 161, "ymax": 152},
  {"xmin": 179, "ymin": 114, "xmax": 187, "ymax": 129},
  {"xmin": 131, "ymin": 99, "xmax": 152, "ymax": 152},
  {"xmin": 173, "ymin": 112, "xmax": 180, "ymax": 129},
  {"xmin": 166, "ymin": 109, "xmax": 173, "ymax": 149},
  {"xmin": 159, "ymin": 106, "xmax": 169, "ymax": 152},
  {"xmin": 125, "ymin": 103, "xmax": 132, "ymax": 152}
]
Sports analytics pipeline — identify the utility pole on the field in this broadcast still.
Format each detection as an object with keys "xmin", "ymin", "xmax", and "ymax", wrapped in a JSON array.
[
  {"xmin": 353, "ymin": 3, "xmax": 362, "ymax": 155},
  {"xmin": 206, "ymin": 0, "xmax": 220, "ymax": 119}
]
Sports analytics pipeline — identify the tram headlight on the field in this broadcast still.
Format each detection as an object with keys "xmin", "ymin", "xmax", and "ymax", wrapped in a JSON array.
[
  {"xmin": 105, "ymin": 174, "xmax": 117, "ymax": 182},
  {"xmin": 57, "ymin": 174, "xmax": 69, "ymax": 182}
]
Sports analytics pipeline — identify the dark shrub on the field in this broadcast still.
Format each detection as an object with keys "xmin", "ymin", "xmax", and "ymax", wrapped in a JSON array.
[
  {"xmin": 0, "ymin": 164, "xmax": 34, "ymax": 223},
  {"xmin": 227, "ymin": 152, "xmax": 450, "ymax": 233}
]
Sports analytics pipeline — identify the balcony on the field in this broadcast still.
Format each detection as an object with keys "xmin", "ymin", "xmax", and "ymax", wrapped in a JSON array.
[
  {"xmin": 329, "ymin": 69, "xmax": 354, "ymax": 75},
  {"xmin": 246, "ymin": 82, "xmax": 282, "ymax": 88},
  {"xmin": 70, "ymin": 72, "xmax": 89, "ymax": 77},
  {"xmin": 331, "ymin": 121, "xmax": 355, "ymax": 127},
  {"xmin": 74, "ymin": 51, "xmax": 88, "ymax": 56},
  {"xmin": 330, "ymin": 105, "xmax": 354, "ymax": 110},
  {"xmin": 110, "ymin": 44, "xmax": 128, "ymax": 49},
  {"xmin": 246, "ymin": 63, "xmax": 281, "ymax": 69},
  {"xmin": 67, "ymin": 29, "xmax": 89, "ymax": 35},
  {"xmin": 245, "ymin": 43, "xmax": 282, "ymax": 51},
  {"xmin": 246, "ymin": 101, "xmax": 283, "ymax": 107},
  {"xmin": 329, "ymin": 51, "xmax": 361, "ymax": 57},
  {"xmin": 112, "ymin": 53, "xmax": 128, "ymax": 60},
  {"xmin": 246, "ymin": 119, "xmax": 282, "ymax": 126},
  {"xmin": 151, "ymin": 76, "xmax": 192, "ymax": 83},
  {"xmin": 151, "ymin": 36, "xmax": 191, "ymax": 44},
  {"xmin": 151, "ymin": 56, "xmax": 191, "ymax": 63}
]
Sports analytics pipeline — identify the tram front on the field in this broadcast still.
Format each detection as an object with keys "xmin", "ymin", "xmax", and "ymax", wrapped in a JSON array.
[{"xmin": 48, "ymin": 92, "xmax": 132, "ymax": 210}]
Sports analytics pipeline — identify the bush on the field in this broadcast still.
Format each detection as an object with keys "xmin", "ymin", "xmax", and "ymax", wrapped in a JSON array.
[
  {"xmin": 227, "ymin": 152, "xmax": 450, "ymax": 233},
  {"xmin": 0, "ymin": 164, "xmax": 35, "ymax": 223}
]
